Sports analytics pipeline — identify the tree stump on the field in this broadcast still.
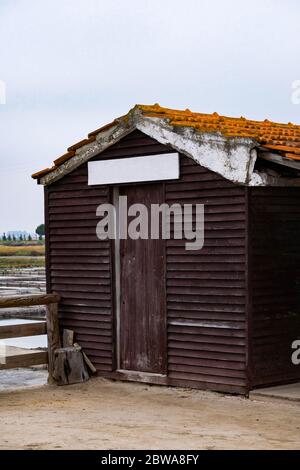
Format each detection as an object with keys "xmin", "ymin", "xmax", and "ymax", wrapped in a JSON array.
[{"xmin": 53, "ymin": 345, "xmax": 89, "ymax": 385}]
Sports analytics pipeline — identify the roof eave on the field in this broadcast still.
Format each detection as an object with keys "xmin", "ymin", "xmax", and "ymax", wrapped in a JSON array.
[
  {"xmin": 37, "ymin": 109, "xmax": 259, "ymax": 186},
  {"xmin": 258, "ymin": 149, "xmax": 300, "ymax": 171}
]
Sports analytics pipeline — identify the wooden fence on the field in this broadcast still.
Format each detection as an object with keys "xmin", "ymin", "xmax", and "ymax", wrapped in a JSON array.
[{"xmin": 0, "ymin": 293, "xmax": 60, "ymax": 382}]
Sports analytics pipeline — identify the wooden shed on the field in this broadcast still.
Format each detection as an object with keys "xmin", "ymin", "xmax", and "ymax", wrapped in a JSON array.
[{"xmin": 33, "ymin": 104, "xmax": 300, "ymax": 395}]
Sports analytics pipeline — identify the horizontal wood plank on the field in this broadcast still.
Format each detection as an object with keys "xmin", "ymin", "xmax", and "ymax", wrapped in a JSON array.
[
  {"xmin": 0, "ymin": 322, "xmax": 46, "ymax": 340},
  {"xmin": 0, "ymin": 351, "xmax": 48, "ymax": 369}
]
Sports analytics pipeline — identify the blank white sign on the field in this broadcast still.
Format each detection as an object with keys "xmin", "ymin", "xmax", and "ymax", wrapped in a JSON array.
[{"xmin": 88, "ymin": 153, "xmax": 179, "ymax": 186}]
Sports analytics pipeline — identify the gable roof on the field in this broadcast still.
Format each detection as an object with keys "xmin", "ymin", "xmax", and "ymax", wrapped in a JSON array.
[{"xmin": 32, "ymin": 104, "xmax": 300, "ymax": 186}]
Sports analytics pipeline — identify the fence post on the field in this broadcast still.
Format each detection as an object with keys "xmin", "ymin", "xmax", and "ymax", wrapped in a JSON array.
[{"xmin": 46, "ymin": 301, "xmax": 61, "ymax": 383}]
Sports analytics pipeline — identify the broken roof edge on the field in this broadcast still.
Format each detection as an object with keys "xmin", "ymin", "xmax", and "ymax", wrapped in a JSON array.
[{"xmin": 32, "ymin": 104, "xmax": 300, "ymax": 187}]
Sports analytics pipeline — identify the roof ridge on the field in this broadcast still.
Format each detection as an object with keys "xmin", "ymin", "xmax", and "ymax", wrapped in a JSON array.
[{"xmin": 137, "ymin": 104, "xmax": 300, "ymax": 129}]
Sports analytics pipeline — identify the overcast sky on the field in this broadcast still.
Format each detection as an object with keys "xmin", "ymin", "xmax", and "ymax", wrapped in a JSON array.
[{"xmin": 0, "ymin": 0, "xmax": 300, "ymax": 233}]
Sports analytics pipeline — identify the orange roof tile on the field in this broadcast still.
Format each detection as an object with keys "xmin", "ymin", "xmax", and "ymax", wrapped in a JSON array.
[
  {"xmin": 31, "ymin": 167, "xmax": 55, "ymax": 179},
  {"xmin": 67, "ymin": 135, "xmax": 96, "ymax": 152},
  {"xmin": 32, "ymin": 104, "xmax": 300, "ymax": 180},
  {"xmin": 53, "ymin": 150, "xmax": 75, "ymax": 166},
  {"xmin": 138, "ymin": 105, "xmax": 300, "ymax": 155}
]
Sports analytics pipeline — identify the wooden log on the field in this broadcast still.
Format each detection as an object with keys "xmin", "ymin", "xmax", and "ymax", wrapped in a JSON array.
[
  {"xmin": 74, "ymin": 342, "xmax": 97, "ymax": 374},
  {"xmin": 0, "ymin": 293, "xmax": 60, "ymax": 309},
  {"xmin": 46, "ymin": 302, "xmax": 61, "ymax": 384},
  {"xmin": 0, "ymin": 322, "xmax": 46, "ymax": 340},
  {"xmin": 53, "ymin": 345, "xmax": 89, "ymax": 385},
  {"xmin": 63, "ymin": 329, "xmax": 74, "ymax": 347}
]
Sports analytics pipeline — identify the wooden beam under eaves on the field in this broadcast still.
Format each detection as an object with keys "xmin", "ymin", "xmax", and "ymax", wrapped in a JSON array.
[{"xmin": 259, "ymin": 150, "xmax": 300, "ymax": 171}]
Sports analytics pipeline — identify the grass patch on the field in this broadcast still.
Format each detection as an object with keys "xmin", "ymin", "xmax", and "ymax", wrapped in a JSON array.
[
  {"xmin": 0, "ymin": 245, "xmax": 45, "ymax": 256},
  {"xmin": 0, "ymin": 257, "xmax": 45, "ymax": 269}
]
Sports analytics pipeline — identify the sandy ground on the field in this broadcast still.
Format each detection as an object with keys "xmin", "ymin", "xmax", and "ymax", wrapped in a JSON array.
[{"xmin": 0, "ymin": 377, "xmax": 300, "ymax": 450}]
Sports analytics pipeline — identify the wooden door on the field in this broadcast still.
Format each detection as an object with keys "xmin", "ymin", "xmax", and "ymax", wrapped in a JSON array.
[{"xmin": 119, "ymin": 183, "xmax": 166, "ymax": 374}]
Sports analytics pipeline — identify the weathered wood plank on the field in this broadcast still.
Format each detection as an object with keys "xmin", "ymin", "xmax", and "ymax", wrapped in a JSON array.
[
  {"xmin": 63, "ymin": 329, "xmax": 74, "ymax": 347},
  {"xmin": 74, "ymin": 342, "xmax": 96, "ymax": 374},
  {"xmin": 0, "ymin": 322, "xmax": 46, "ymax": 340},
  {"xmin": 106, "ymin": 370, "xmax": 168, "ymax": 385},
  {"xmin": 46, "ymin": 302, "xmax": 61, "ymax": 383},
  {"xmin": 0, "ymin": 351, "xmax": 48, "ymax": 370},
  {"xmin": 0, "ymin": 293, "xmax": 60, "ymax": 309}
]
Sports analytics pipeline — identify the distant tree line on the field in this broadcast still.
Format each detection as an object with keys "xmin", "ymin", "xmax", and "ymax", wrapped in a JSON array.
[
  {"xmin": 1, "ymin": 224, "xmax": 45, "ymax": 243},
  {"xmin": 1, "ymin": 233, "xmax": 33, "ymax": 242}
]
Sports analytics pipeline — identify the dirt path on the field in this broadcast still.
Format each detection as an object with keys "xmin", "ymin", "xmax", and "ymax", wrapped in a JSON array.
[{"xmin": 0, "ymin": 377, "xmax": 299, "ymax": 450}]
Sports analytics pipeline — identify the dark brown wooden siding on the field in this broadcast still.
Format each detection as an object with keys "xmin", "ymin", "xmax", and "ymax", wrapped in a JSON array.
[
  {"xmin": 46, "ymin": 130, "xmax": 248, "ymax": 394},
  {"xmin": 250, "ymin": 187, "xmax": 300, "ymax": 388},
  {"xmin": 45, "ymin": 166, "xmax": 114, "ymax": 372},
  {"xmin": 165, "ymin": 156, "xmax": 247, "ymax": 394}
]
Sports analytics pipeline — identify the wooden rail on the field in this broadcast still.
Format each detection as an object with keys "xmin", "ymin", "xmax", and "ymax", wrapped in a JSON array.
[
  {"xmin": 0, "ymin": 322, "xmax": 47, "ymax": 340},
  {"xmin": 1, "ymin": 351, "xmax": 48, "ymax": 370},
  {"xmin": 0, "ymin": 293, "xmax": 60, "ymax": 309},
  {"xmin": 0, "ymin": 293, "xmax": 61, "ymax": 382}
]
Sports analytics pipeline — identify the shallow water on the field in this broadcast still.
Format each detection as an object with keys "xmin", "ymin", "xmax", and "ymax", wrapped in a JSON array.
[
  {"xmin": 0, "ymin": 319, "xmax": 47, "ymax": 349},
  {"xmin": 0, "ymin": 367, "xmax": 48, "ymax": 391}
]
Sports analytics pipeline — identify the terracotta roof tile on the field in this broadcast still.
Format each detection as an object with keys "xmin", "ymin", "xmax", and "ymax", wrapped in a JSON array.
[
  {"xmin": 285, "ymin": 153, "xmax": 300, "ymax": 161},
  {"xmin": 31, "ymin": 167, "xmax": 54, "ymax": 179},
  {"xmin": 140, "ymin": 104, "xmax": 300, "ymax": 159},
  {"xmin": 54, "ymin": 150, "xmax": 75, "ymax": 166},
  {"xmin": 32, "ymin": 104, "xmax": 300, "ymax": 180},
  {"xmin": 261, "ymin": 144, "xmax": 300, "ymax": 154},
  {"xmin": 88, "ymin": 119, "xmax": 120, "ymax": 137},
  {"xmin": 67, "ymin": 135, "xmax": 96, "ymax": 152}
]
